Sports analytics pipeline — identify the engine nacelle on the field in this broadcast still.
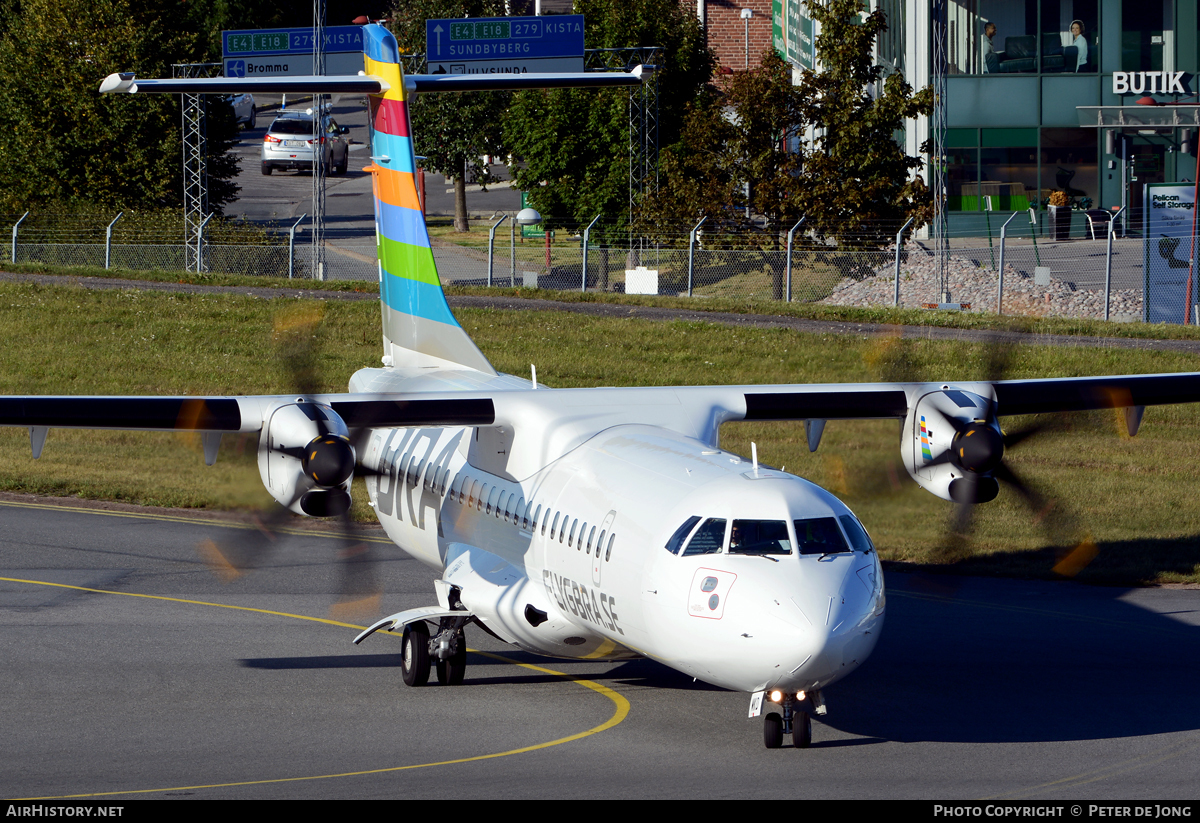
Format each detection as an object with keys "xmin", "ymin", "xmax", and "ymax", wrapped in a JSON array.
[
  {"xmin": 901, "ymin": 386, "xmax": 1002, "ymax": 504},
  {"xmin": 257, "ymin": 401, "xmax": 356, "ymax": 516}
]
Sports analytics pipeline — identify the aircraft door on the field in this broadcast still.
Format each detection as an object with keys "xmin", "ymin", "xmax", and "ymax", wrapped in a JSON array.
[{"xmin": 592, "ymin": 510, "xmax": 616, "ymax": 586}]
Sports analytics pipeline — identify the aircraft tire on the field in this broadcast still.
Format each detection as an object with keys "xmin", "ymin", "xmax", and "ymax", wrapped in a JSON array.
[
  {"xmin": 401, "ymin": 622, "xmax": 431, "ymax": 687},
  {"xmin": 435, "ymin": 629, "xmax": 466, "ymax": 686},
  {"xmin": 793, "ymin": 711, "xmax": 812, "ymax": 749},
  {"xmin": 763, "ymin": 712, "xmax": 783, "ymax": 749}
]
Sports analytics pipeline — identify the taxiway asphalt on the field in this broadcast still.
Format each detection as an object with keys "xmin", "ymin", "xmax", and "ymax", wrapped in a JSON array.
[{"xmin": 2, "ymin": 497, "xmax": 1197, "ymax": 799}]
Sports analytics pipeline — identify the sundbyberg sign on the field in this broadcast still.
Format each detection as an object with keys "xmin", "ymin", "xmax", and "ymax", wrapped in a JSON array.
[{"xmin": 1113, "ymin": 71, "xmax": 1189, "ymax": 95}]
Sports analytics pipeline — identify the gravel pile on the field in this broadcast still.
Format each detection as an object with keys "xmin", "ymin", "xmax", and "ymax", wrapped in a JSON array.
[{"xmin": 820, "ymin": 253, "xmax": 1142, "ymax": 320}]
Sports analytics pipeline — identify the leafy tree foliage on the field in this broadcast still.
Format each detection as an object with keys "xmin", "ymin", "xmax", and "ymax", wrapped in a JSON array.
[
  {"xmin": 793, "ymin": 0, "xmax": 932, "ymax": 245},
  {"xmin": 639, "ymin": 0, "xmax": 931, "ymax": 250},
  {"xmin": 0, "ymin": 0, "xmax": 244, "ymax": 214},
  {"xmin": 503, "ymin": 0, "xmax": 712, "ymax": 239},
  {"xmin": 390, "ymin": 0, "xmax": 510, "ymax": 231}
]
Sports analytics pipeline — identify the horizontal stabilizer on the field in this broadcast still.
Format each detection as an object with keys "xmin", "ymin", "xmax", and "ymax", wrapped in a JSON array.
[
  {"xmin": 99, "ymin": 73, "xmax": 388, "ymax": 95},
  {"xmin": 404, "ymin": 66, "xmax": 642, "ymax": 94}
]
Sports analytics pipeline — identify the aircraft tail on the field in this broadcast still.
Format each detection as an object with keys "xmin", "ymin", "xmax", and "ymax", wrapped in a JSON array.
[{"xmin": 362, "ymin": 25, "xmax": 496, "ymax": 375}]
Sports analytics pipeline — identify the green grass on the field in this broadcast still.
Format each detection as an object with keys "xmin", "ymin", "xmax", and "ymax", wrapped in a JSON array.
[{"xmin": 1, "ymin": 279, "xmax": 1199, "ymax": 587}]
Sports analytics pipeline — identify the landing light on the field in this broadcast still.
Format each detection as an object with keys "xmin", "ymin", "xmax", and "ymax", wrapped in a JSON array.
[{"xmin": 769, "ymin": 689, "xmax": 783, "ymax": 703}]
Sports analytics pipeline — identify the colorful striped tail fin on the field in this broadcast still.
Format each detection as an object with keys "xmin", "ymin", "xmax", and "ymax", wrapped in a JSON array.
[{"xmin": 362, "ymin": 25, "xmax": 495, "ymax": 375}]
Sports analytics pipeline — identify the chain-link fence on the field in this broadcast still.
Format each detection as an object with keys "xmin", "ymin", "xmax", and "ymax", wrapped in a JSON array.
[{"xmin": 1, "ymin": 211, "xmax": 1175, "ymax": 322}]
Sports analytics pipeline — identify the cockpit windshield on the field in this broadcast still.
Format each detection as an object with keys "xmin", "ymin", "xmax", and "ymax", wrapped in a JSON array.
[
  {"xmin": 729, "ymin": 519, "xmax": 792, "ymax": 555},
  {"xmin": 681, "ymin": 518, "xmax": 726, "ymax": 556},
  {"xmin": 838, "ymin": 514, "xmax": 875, "ymax": 553},
  {"xmin": 793, "ymin": 517, "xmax": 852, "ymax": 555}
]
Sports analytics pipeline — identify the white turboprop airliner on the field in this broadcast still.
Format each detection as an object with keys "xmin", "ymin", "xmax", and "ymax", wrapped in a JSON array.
[{"xmin": 5, "ymin": 24, "xmax": 1200, "ymax": 749}]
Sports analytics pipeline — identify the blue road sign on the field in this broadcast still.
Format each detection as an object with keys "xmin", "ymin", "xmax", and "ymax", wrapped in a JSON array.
[
  {"xmin": 222, "ymin": 26, "xmax": 364, "ymax": 58},
  {"xmin": 425, "ymin": 15, "xmax": 584, "ymax": 62}
]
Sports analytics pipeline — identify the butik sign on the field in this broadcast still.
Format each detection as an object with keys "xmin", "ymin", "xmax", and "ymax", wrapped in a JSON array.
[{"xmin": 1113, "ymin": 71, "xmax": 1189, "ymax": 95}]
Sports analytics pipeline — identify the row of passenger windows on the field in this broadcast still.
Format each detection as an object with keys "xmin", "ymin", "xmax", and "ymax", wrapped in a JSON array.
[
  {"xmin": 447, "ymin": 472, "xmax": 617, "ymax": 563},
  {"xmin": 664, "ymin": 515, "xmax": 874, "ymax": 557},
  {"xmin": 379, "ymin": 434, "xmax": 619, "ymax": 563}
]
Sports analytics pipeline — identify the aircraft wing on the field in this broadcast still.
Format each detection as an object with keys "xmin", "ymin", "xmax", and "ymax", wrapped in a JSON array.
[{"xmin": 5, "ymin": 371, "xmax": 1199, "ymax": 435}]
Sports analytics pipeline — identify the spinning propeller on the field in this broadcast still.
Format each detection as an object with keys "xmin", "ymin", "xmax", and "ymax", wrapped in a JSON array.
[
  {"xmin": 868, "ymin": 325, "xmax": 1097, "ymax": 570},
  {"xmin": 199, "ymin": 306, "xmax": 386, "ymax": 617}
]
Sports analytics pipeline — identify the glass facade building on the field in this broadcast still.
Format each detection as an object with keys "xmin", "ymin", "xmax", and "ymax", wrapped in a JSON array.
[{"xmin": 938, "ymin": 0, "xmax": 1200, "ymax": 232}]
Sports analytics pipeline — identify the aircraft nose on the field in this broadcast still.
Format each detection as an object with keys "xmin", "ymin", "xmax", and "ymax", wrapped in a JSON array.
[{"xmin": 769, "ymin": 554, "xmax": 884, "ymax": 688}]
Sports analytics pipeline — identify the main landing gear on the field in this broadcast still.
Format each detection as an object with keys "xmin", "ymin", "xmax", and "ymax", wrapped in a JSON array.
[
  {"xmin": 400, "ymin": 616, "xmax": 468, "ymax": 687},
  {"xmin": 762, "ymin": 690, "xmax": 820, "ymax": 749}
]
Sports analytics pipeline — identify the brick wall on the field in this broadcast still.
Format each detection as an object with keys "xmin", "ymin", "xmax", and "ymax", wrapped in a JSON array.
[{"xmin": 702, "ymin": 0, "xmax": 774, "ymax": 72}]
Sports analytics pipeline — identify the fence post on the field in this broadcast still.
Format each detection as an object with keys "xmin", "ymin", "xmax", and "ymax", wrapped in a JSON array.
[
  {"xmin": 196, "ymin": 214, "xmax": 213, "ymax": 273},
  {"xmin": 11, "ymin": 211, "xmax": 28, "ymax": 264},
  {"xmin": 785, "ymin": 216, "xmax": 805, "ymax": 303},
  {"xmin": 104, "ymin": 212, "xmax": 124, "ymax": 270},
  {"xmin": 581, "ymin": 214, "xmax": 601, "ymax": 292},
  {"xmin": 893, "ymin": 217, "xmax": 914, "ymax": 308},
  {"xmin": 288, "ymin": 213, "xmax": 307, "ymax": 279},
  {"xmin": 488, "ymin": 214, "xmax": 509, "ymax": 287},
  {"xmin": 1105, "ymin": 206, "xmax": 1126, "ymax": 322},
  {"xmin": 1028, "ymin": 208, "xmax": 1041, "ymax": 267},
  {"xmin": 984, "ymin": 196, "xmax": 996, "ymax": 269},
  {"xmin": 510, "ymin": 218, "xmax": 516, "ymax": 284},
  {"xmin": 687, "ymin": 215, "xmax": 707, "ymax": 298},
  {"xmin": 996, "ymin": 212, "xmax": 1020, "ymax": 315}
]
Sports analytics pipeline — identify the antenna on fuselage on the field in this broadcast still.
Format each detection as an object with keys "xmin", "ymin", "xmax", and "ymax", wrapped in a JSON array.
[
  {"xmin": 531, "ymin": 364, "xmax": 538, "ymax": 390},
  {"xmin": 752, "ymin": 442, "xmax": 759, "ymax": 477}
]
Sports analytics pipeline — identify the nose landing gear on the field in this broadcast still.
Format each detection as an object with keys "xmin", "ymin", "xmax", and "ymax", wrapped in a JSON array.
[{"xmin": 762, "ymin": 692, "xmax": 813, "ymax": 749}]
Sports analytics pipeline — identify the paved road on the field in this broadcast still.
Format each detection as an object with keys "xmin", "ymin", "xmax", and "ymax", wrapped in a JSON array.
[{"xmin": 1, "ymin": 497, "xmax": 1197, "ymax": 799}]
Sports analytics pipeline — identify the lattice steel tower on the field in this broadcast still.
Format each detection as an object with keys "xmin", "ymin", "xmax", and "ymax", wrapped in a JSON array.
[
  {"xmin": 174, "ymin": 62, "xmax": 221, "ymax": 272},
  {"xmin": 312, "ymin": 0, "xmax": 327, "ymax": 280}
]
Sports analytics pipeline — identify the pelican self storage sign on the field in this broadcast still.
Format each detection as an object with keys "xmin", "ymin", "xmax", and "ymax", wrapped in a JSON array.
[
  {"xmin": 1144, "ymin": 184, "xmax": 1198, "ymax": 324},
  {"xmin": 425, "ymin": 15, "xmax": 584, "ymax": 75}
]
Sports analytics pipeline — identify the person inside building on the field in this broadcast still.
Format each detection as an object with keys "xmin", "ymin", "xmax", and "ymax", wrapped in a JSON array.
[
  {"xmin": 1070, "ymin": 20, "xmax": 1088, "ymax": 72},
  {"xmin": 982, "ymin": 22, "xmax": 999, "ymax": 73}
]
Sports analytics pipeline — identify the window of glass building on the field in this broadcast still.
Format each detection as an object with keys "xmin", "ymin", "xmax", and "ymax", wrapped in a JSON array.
[
  {"xmin": 1041, "ymin": 128, "xmax": 1098, "ymax": 210},
  {"xmin": 948, "ymin": 0, "xmax": 1098, "ymax": 74},
  {"xmin": 1123, "ymin": 0, "xmax": 1173, "ymax": 71}
]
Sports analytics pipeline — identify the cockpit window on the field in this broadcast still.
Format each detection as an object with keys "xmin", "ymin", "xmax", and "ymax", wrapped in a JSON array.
[
  {"xmin": 838, "ymin": 515, "xmax": 875, "ymax": 553},
  {"xmin": 682, "ymin": 518, "xmax": 726, "ymax": 556},
  {"xmin": 793, "ymin": 517, "xmax": 852, "ymax": 555},
  {"xmin": 729, "ymin": 520, "xmax": 792, "ymax": 555},
  {"xmin": 665, "ymin": 516, "xmax": 702, "ymax": 555}
]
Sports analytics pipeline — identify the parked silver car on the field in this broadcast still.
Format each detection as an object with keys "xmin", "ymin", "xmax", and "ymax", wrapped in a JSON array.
[
  {"xmin": 261, "ymin": 109, "xmax": 350, "ymax": 175},
  {"xmin": 228, "ymin": 93, "xmax": 256, "ymax": 129}
]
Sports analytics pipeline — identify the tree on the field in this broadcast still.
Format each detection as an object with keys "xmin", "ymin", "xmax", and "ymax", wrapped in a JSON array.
[
  {"xmin": 503, "ymin": 0, "xmax": 712, "ymax": 239},
  {"xmin": 389, "ymin": 0, "xmax": 511, "ymax": 232},
  {"xmin": 0, "ymin": 0, "xmax": 241, "ymax": 214},
  {"xmin": 792, "ymin": 0, "xmax": 933, "ymax": 246},
  {"xmin": 639, "ymin": 0, "xmax": 931, "ymax": 252}
]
